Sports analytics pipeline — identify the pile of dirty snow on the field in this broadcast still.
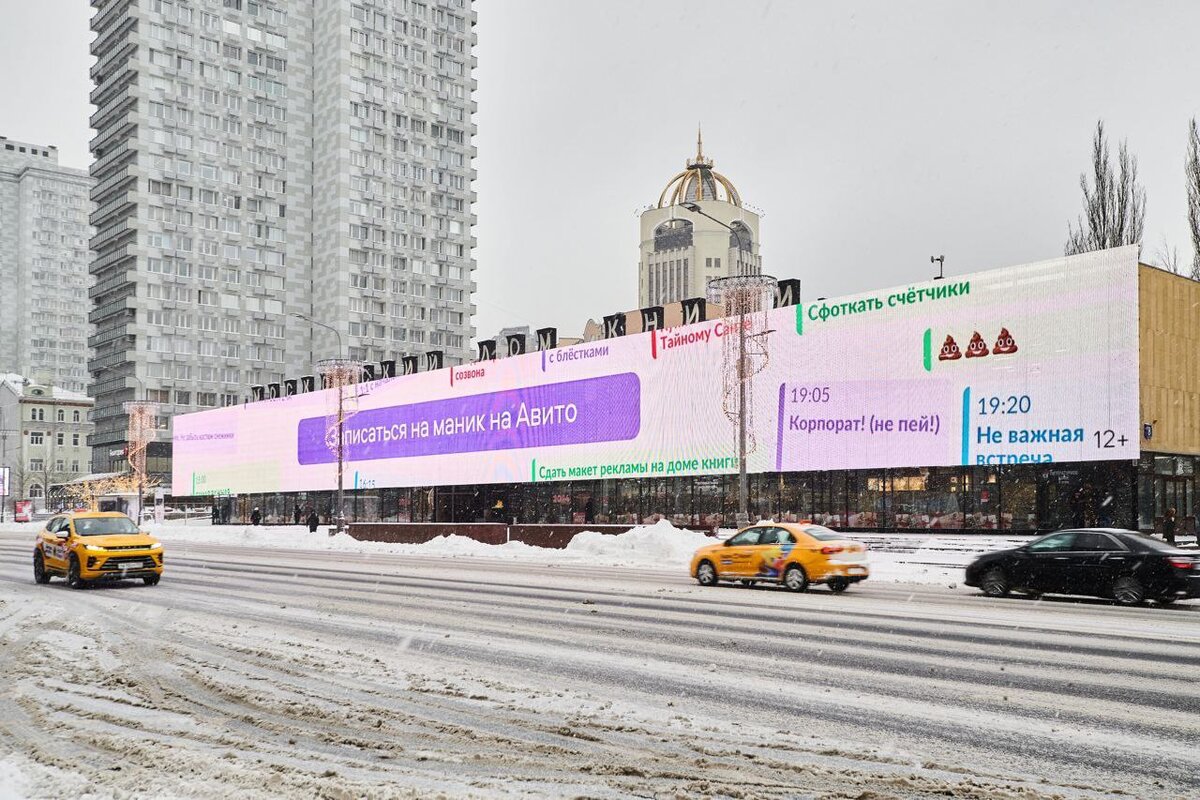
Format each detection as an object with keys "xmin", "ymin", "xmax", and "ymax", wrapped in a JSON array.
[{"xmin": 565, "ymin": 520, "xmax": 718, "ymax": 566}]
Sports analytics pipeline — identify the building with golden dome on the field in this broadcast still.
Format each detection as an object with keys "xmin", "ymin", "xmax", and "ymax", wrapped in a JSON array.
[{"xmin": 638, "ymin": 131, "xmax": 762, "ymax": 306}]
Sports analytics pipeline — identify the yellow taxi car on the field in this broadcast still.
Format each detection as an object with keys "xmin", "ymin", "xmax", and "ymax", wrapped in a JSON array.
[
  {"xmin": 690, "ymin": 522, "xmax": 868, "ymax": 592},
  {"xmin": 33, "ymin": 511, "xmax": 164, "ymax": 589}
]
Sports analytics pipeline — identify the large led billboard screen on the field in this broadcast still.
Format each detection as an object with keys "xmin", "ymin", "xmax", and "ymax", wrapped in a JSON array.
[{"xmin": 173, "ymin": 247, "xmax": 1140, "ymax": 495}]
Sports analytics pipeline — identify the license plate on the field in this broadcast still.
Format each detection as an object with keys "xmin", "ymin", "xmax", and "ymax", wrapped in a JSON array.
[{"xmin": 847, "ymin": 566, "xmax": 866, "ymax": 574}]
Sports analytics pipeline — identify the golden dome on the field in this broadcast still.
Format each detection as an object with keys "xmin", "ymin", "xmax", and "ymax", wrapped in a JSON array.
[{"xmin": 657, "ymin": 128, "xmax": 742, "ymax": 208}]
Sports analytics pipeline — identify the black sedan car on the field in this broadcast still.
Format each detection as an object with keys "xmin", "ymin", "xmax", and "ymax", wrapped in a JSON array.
[{"xmin": 964, "ymin": 528, "xmax": 1200, "ymax": 606}]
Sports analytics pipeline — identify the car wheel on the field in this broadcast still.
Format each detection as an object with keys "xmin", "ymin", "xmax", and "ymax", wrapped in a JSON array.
[
  {"xmin": 143, "ymin": 574, "xmax": 160, "ymax": 586},
  {"xmin": 1111, "ymin": 576, "xmax": 1144, "ymax": 606},
  {"xmin": 783, "ymin": 565, "xmax": 809, "ymax": 593},
  {"xmin": 66, "ymin": 555, "xmax": 85, "ymax": 590},
  {"xmin": 33, "ymin": 551, "xmax": 50, "ymax": 584},
  {"xmin": 826, "ymin": 577, "xmax": 850, "ymax": 593},
  {"xmin": 696, "ymin": 560, "xmax": 718, "ymax": 587},
  {"xmin": 981, "ymin": 567, "xmax": 1010, "ymax": 597}
]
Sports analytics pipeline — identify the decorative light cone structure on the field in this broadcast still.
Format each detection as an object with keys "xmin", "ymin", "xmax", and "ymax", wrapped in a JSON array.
[
  {"xmin": 706, "ymin": 273, "xmax": 776, "ymax": 527},
  {"xmin": 317, "ymin": 358, "xmax": 364, "ymax": 535},
  {"xmin": 123, "ymin": 400, "xmax": 160, "ymax": 523}
]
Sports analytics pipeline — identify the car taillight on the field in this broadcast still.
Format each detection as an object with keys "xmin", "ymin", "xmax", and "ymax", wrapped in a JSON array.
[
  {"xmin": 821, "ymin": 545, "xmax": 844, "ymax": 555},
  {"xmin": 1167, "ymin": 557, "xmax": 1194, "ymax": 570}
]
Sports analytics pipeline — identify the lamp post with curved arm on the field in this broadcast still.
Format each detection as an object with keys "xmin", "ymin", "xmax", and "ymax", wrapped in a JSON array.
[
  {"xmin": 680, "ymin": 201, "xmax": 751, "ymax": 275},
  {"xmin": 94, "ymin": 366, "xmax": 152, "ymax": 520},
  {"xmin": 292, "ymin": 313, "xmax": 355, "ymax": 535},
  {"xmin": 292, "ymin": 312, "xmax": 344, "ymax": 361},
  {"xmin": 680, "ymin": 201, "xmax": 773, "ymax": 526}
]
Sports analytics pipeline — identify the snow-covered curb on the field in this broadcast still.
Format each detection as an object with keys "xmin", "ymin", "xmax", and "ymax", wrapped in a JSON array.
[{"xmin": 0, "ymin": 519, "xmax": 1051, "ymax": 586}]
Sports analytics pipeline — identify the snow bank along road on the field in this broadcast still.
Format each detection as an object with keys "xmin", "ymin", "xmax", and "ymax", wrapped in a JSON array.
[{"xmin": 1, "ymin": 532, "xmax": 1198, "ymax": 799}]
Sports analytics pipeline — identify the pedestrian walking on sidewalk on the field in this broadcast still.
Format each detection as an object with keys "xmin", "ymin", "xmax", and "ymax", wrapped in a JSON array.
[{"xmin": 1162, "ymin": 507, "xmax": 1177, "ymax": 546}]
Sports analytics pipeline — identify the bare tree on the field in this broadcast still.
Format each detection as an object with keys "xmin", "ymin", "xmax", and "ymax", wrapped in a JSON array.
[
  {"xmin": 1065, "ymin": 120, "xmax": 1147, "ymax": 255},
  {"xmin": 1153, "ymin": 235, "xmax": 1181, "ymax": 275},
  {"xmin": 1188, "ymin": 117, "xmax": 1200, "ymax": 280}
]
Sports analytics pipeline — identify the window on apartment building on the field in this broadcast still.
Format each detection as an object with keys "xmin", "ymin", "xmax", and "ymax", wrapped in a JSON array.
[
  {"xmin": 29, "ymin": 460, "xmax": 43, "ymax": 473},
  {"xmin": 30, "ymin": 431, "xmax": 44, "ymax": 445}
]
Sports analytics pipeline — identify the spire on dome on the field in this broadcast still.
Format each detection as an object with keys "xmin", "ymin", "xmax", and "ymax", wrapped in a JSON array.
[{"xmin": 656, "ymin": 129, "xmax": 739, "ymax": 208}]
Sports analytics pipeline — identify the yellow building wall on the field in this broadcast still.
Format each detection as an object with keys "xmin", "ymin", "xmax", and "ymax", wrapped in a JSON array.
[{"xmin": 1139, "ymin": 264, "xmax": 1200, "ymax": 455}]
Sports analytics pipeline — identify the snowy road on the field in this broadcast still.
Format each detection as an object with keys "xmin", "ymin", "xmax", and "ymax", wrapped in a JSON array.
[{"xmin": 2, "ymin": 532, "xmax": 1198, "ymax": 799}]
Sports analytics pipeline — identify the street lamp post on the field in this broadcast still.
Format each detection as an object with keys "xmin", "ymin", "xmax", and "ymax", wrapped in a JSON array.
[
  {"xmin": 96, "ymin": 366, "xmax": 152, "ymax": 519},
  {"xmin": 292, "ymin": 312, "xmax": 344, "ymax": 366},
  {"xmin": 681, "ymin": 201, "xmax": 749, "ymax": 274},
  {"xmin": 294, "ymin": 313, "xmax": 356, "ymax": 536},
  {"xmin": 122, "ymin": 400, "xmax": 159, "ymax": 524},
  {"xmin": 0, "ymin": 407, "xmax": 12, "ymax": 523},
  {"xmin": 681, "ymin": 201, "xmax": 773, "ymax": 527}
]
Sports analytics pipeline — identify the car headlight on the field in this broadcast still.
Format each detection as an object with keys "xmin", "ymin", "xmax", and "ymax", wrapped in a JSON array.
[
  {"xmin": 84, "ymin": 544, "xmax": 105, "ymax": 552},
  {"xmin": 149, "ymin": 542, "xmax": 162, "ymax": 550}
]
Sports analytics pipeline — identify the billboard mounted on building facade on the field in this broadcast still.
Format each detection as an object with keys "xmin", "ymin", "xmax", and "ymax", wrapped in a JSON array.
[{"xmin": 173, "ymin": 248, "xmax": 1140, "ymax": 496}]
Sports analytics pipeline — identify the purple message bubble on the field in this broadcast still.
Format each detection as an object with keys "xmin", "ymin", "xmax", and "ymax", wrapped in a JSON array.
[{"xmin": 297, "ymin": 373, "xmax": 641, "ymax": 465}]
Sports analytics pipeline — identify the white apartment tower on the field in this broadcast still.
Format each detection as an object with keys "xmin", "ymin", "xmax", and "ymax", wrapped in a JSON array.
[
  {"xmin": 89, "ymin": 0, "xmax": 478, "ymax": 477},
  {"xmin": 0, "ymin": 138, "xmax": 93, "ymax": 394},
  {"xmin": 638, "ymin": 132, "xmax": 762, "ymax": 306}
]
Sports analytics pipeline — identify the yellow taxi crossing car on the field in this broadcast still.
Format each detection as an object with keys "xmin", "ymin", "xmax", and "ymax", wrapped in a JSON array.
[
  {"xmin": 690, "ymin": 522, "xmax": 868, "ymax": 592},
  {"xmin": 33, "ymin": 511, "xmax": 164, "ymax": 589}
]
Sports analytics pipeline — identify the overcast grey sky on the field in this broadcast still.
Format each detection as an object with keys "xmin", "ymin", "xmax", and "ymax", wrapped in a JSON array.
[{"xmin": 2, "ymin": 1, "xmax": 1197, "ymax": 340}]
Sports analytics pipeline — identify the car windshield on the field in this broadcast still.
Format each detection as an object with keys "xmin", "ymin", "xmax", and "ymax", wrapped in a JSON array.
[
  {"xmin": 73, "ymin": 517, "xmax": 140, "ymax": 536},
  {"xmin": 801, "ymin": 525, "xmax": 844, "ymax": 541}
]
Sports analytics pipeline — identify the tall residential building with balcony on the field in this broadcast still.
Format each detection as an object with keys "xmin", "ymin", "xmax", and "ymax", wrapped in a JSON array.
[
  {"xmin": 89, "ymin": 0, "xmax": 478, "ymax": 479},
  {"xmin": 0, "ymin": 138, "xmax": 93, "ymax": 395},
  {"xmin": 638, "ymin": 132, "xmax": 762, "ymax": 307}
]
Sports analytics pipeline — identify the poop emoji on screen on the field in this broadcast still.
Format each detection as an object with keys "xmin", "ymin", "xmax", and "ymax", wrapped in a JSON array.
[
  {"xmin": 993, "ymin": 327, "xmax": 1018, "ymax": 354},
  {"xmin": 938, "ymin": 335, "xmax": 962, "ymax": 361},
  {"xmin": 965, "ymin": 331, "xmax": 989, "ymax": 358}
]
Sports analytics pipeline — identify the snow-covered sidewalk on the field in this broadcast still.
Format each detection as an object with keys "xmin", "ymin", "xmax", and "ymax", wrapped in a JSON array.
[{"xmin": 1, "ymin": 518, "xmax": 1047, "ymax": 586}]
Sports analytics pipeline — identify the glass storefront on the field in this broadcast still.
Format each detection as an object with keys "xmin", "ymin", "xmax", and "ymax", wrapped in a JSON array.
[
  {"xmin": 209, "ymin": 459, "xmax": 1145, "ymax": 533},
  {"xmin": 1137, "ymin": 453, "xmax": 1198, "ymax": 534}
]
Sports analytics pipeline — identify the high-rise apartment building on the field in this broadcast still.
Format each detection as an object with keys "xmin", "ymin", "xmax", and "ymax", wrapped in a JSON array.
[
  {"xmin": 638, "ymin": 133, "xmax": 762, "ymax": 307},
  {"xmin": 0, "ymin": 138, "xmax": 93, "ymax": 394},
  {"xmin": 89, "ymin": 0, "xmax": 478, "ymax": 478}
]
